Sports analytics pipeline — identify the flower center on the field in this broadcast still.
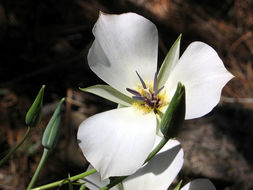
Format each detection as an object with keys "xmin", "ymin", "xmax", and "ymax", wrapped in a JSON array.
[{"xmin": 126, "ymin": 71, "xmax": 168, "ymax": 114}]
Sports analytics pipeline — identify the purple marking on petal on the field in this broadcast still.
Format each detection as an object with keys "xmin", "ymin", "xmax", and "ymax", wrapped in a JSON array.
[
  {"xmin": 132, "ymin": 96, "xmax": 145, "ymax": 101},
  {"xmin": 126, "ymin": 88, "xmax": 142, "ymax": 96},
  {"xmin": 153, "ymin": 71, "xmax": 158, "ymax": 91},
  {"xmin": 136, "ymin": 71, "xmax": 147, "ymax": 89},
  {"xmin": 154, "ymin": 86, "xmax": 164, "ymax": 96}
]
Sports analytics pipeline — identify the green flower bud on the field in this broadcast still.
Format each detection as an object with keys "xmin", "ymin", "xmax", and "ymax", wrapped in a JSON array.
[
  {"xmin": 160, "ymin": 82, "xmax": 185, "ymax": 139},
  {"xmin": 42, "ymin": 98, "xmax": 65, "ymax": 150},
  {"xmin": 25, "ymin": 85, "xmax": 45, "ymax": 128}
]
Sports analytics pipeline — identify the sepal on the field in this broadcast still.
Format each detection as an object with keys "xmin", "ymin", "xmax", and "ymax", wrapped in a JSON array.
[
  {"xmin": 160, "ymin": 82, "xmax": 185, "ymax": 139},
  {"xmin": 157, "ymin": 34, "xmax": 181, "ymax": 89}
]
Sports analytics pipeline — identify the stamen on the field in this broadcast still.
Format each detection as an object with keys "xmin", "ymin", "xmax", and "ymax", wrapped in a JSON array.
[
  {"xmin": 153, "ymin": 71, "xmax": 158, "ymax": 91},
  {"xmin": 136, "ymin": 71, "xmax": 147, "ymax": 89},
  {"xmin": 129, "ymin": 71, "xmax": 166, "ymax": 112},
  {"xmin": 154, "ymin": 86, "xmax": 164, "ymax": 96},
  {"xmin": 132, "ymin": 96, "xmax": 146, "ymax": 101},
  {"xmin": 126, "ymin": 88, "xmax": 142, "ymax": 96}
]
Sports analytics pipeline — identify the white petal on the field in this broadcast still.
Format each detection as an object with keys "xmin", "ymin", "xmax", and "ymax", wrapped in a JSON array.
[
  {"xmin": 88, "ymin": 12, "xmax": 158, "ymax": 96},
  {"xmin": 181, "ymin": 179, "xmax": 216, "ymax": 190},
  {"xmin": 122, "ymin": 136, "xmax": 184, "ymax": 190},
  {"xmin": 77, "ymin": 107, "xmax": 157, "ymax": 179},
  {"xmin": 165, "ymin": 42, "xmax": 234, "ymax": 119}
]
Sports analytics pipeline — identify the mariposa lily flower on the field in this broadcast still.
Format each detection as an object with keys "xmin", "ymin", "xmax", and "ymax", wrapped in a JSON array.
[
  {"xmin": 82, "ymin": 137, "xmax": 215, "ymax": 190},
  {"xmin": 78, "ymin": 12, "xmax": 233, "ymax": 179}
]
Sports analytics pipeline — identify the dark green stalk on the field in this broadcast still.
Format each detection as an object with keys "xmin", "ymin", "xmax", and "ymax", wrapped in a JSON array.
[
  {"xmin": 27, "ymin": 148, "xmax": 49, "ymax": 189},
  {"xmin": 31, "ymin": 169, "xmax": 97, "ymax": 190},
  {"xmin": 144, "ymin": 137, "xmax": 167, "ymax": 163},
  {"xmin": 0, "ymin": 126, "xmax": 31, "ymax": 167}
]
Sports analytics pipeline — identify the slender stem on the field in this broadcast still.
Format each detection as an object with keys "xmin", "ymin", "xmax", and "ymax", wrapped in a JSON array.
[
  {"xmin": 68, "ymin": 181, "xmax": 73, "ymax": 190},
  {"xmin": 144, "ymin": 137, "xmax": 168, "ymax": 163},
  {"xmin": 0, "ymin": 126, "xmax": 31, "ymax": 167},
  {"xmin": 27, "ymin": 148, "xmax": 49, "ymax": 189},
  {"xmin": 31, "ymin": 169, "xmax": 97, "ymax": 190},
  {"xmin": 99, "ymin": 137, "xmax": 168, "ymax": 190}
]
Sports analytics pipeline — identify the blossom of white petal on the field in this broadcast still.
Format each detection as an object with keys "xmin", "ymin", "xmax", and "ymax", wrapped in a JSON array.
[
  {"xmin": 77, "ymin": 107, "xmax": 157, "ymax": 179},
  {"xmin": 165, "ymin": 42, "xmax": 234, "ymax": 119},
  {"xmin": 88, "ymin": 12, "xmax": 158, "ymax": 96},
  {"xmin": 79, "ymin": 12, "xmax": 234, "ymax": 181},
  {"xmin": 181, "ymin": 179, "xmax": 216, "ymax": 190},
  {"xmin": 123, "ymin": 137, "xmax": 184, "ymax": 190}
]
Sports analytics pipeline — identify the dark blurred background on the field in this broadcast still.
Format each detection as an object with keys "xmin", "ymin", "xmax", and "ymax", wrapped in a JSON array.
[{"xmin": 0, "ymin": 0, "xmax": 252, "ymax": 189}]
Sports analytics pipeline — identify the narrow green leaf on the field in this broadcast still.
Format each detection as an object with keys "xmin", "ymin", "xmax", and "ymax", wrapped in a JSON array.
[
  {"xmin": 157, "ymin": 34, "xmax": 181, "ymax": 89},
  {"xmin": 80, "ymin": 85, "xmax": 134, "ymax": 106}
]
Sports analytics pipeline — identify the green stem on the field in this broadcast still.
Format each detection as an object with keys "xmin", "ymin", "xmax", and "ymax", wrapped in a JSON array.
[
  {"xmin": 99, "ymin": 137, "xmax": 168, "ymax": 190},
  {"xmin": 27, "ymin": 148, "xmax": 49, "ymax": 189},
  {"xmin": 31, "ymin": 169, "xmax": 97, "ymax": 190},
  {"xmin": 144, "ymin": 137, "xmax": 168, "ymax": 163},
  {"xmin": 0, "ymin": 126, "xmax": 31, "ymax": 167}
]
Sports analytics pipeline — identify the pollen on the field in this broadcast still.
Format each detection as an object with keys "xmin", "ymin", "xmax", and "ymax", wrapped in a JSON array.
[{"xmin": 132, "ymin": 102, "xmax": 153, "ymax": 113}]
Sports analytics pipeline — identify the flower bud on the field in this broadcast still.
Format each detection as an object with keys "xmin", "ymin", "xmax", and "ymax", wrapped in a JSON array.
[
  {"xmin": 160, "ymin": 82, "xmax": 185, "ymax": 139},
  {"xmin": 42, "ymin": 98, "xmax": 65, "ymax": 150},
  {"xmin": 25, "ymin": 85, "xmax": 45, "ymax": 128}
]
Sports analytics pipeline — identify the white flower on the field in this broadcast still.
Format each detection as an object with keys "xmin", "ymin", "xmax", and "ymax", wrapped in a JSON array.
[
  {"xmin": 77, "ymin": 12, "xmax": 233, "ymax": 179},
  {"xmin": 82, "ymin": 137, "xmax": 215, "ymax": 190}
]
